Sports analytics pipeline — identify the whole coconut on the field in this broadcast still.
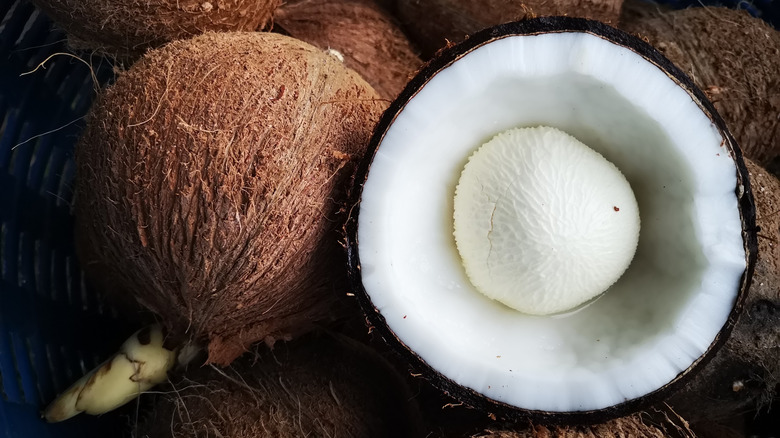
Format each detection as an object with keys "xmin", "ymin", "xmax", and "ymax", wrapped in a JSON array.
[
  {"xmin": 134, "ymin": 332, "xmax": 425, "ymax": 438},
  {"xmin": 663, "ymin": 159, "xmax": 780, "ymax": 421},
  {"xmin": 396, "ymin": 0, "xmax": 624, "ymax": 58},
  {"xmin": 29, "ymin": 0, "xmax": 279, "ymax": 58},
  {"xmin": 620, "ymin": 5, "xmax": 780, "ymax": 169},
  {"xmin": 75, "ymin": 31, "xmax": 386, "ymax": 366},
  {"xmin": 275, "ymin": 0, "xmax": 423, "ymax": 100}
]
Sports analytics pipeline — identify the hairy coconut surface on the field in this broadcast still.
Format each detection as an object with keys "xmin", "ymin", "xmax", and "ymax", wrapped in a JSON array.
[
  {"xmin": 75, "ymin": 31, "xmax": 385, "ymax": 366},
  {"xmin": 466, "ymin": 414, "xmax": 690, "ymax": 437},
  {"xmin": 134, "ymin": 332, "xmax": 425, "ymax": 438},
  {"xmin": 617, "ymin": 0, "xmax": 672, "ymax": 23},
  {"xmin": 275, "ymin": 0, "xmax": 423, "ymax": 101},
  {"xmin": 396, "ymin": 0, "xmax": 624, "ymax": 58},
  {"xmin": 664, "ymin": 159, "xmax": 780, "ymax": 421},
  {"xmin": 620, "ymin": 5, "xmax": 780, "ymax": 169},
  {"xmin": 29, "ymin": 0, "xmax": 279, "ymax": 57}
]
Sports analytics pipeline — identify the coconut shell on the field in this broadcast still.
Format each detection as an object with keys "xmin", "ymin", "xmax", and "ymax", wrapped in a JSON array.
[
  {"xmin": 134, "ymin": 332, "xmax": 425, "ymax": 438},
  {"xmin": 396, "ymin": 0, "xmax": 624, "ymax": 58},
  {"xmin": 29, "ymin": 0, "xmax": 279, "ymax": 58},
  {"xmin": 664, "ymin": 159, "xmax": 780, "ymax": 421},
  {"xmin": 275, "ymin": 0, "xmax": 423, "ymax": 101},
  {"xmin": 75, "ymin": 31, "xmax": 386, "ymax": 366},
  {"xmin": 620, "ymin": 5, "xmax": 780, "ymax": 169}
]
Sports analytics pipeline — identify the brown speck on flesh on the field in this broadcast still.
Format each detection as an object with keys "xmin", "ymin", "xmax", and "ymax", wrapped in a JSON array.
[{"xmin": 613, "ymin": 206, "xmax": 620, "ymax": 212}]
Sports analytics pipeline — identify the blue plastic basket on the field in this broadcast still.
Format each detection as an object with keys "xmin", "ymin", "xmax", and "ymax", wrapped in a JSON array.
[
  {"xmin": 0, "ymin": 0, "xmax": 777, "ymax": 437},
  {"xmin": 0, "ymin": 1, "xmax": 132, "ymax": 437}
]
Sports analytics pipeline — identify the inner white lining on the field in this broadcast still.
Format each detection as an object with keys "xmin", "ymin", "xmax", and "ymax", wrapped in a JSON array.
[{"xmin": 357, "ymin": 32, "xmax": 745, "ymax": 412}]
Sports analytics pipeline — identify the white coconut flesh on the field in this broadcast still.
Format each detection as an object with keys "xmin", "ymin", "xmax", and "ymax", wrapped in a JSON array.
[
  {"xmin": 357, "ymin": 31, "xmax": 747, "ymax": 413},
  {"xmin": 453, "ymin": 126, "xmax": 641, "ymax": 315}
]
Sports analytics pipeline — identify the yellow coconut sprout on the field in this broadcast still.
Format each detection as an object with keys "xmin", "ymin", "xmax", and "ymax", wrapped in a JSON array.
[{"xmin": 43, "ymin": 324, "xmax": 178, "ymax": 422}]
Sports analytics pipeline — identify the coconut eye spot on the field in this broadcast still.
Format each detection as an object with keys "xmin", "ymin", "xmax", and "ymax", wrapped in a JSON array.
[{"xmin": 453, "ymin": 126, "xmax": 640, "ymax": 315}]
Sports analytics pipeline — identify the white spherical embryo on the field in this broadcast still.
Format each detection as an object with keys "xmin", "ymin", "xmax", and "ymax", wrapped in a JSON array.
[{"xmin": 453, "ymin": 126, "xmax": 641, "ymax": 315}]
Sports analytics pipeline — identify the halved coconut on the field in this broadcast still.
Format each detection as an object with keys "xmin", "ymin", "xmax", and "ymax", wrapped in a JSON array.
[{"xmin": 345, "ymin": 17, "xmax": 756, "ymax": 422}]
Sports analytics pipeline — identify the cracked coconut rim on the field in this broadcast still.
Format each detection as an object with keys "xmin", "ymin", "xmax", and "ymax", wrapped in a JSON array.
[{"xmin": 345, "ymin": 17, "xmax": 756, "ymax": 422}]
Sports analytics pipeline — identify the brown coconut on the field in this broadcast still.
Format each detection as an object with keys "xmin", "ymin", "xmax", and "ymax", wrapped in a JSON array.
[
  {"xmin": 134, "ymin": 332, "xmax": 425, "ymax": 438},
  {"xmin": 620, "ymin": 5, "xmax": 780, "ymax": 169},
  {"xmin": 662, "ymin": 159, "xmax": 780, "ymax": 421},
  {"xmin": 29, "ymin": 0, "xmax": 279, "ymax": 58},
  {"xmin": 466, "ymin": 414, "xmax": 681, "ymax": 438},
  {"xmin": 274, "ymin": 0, "xmax": 423, "ymax": 101},
  {"xmin": 396, "ymin": 0, "xmax": 624, "ymax": 58},
  {"xmin": 74, "ymin": 31, "xmax": 386, "ymax": 366}
]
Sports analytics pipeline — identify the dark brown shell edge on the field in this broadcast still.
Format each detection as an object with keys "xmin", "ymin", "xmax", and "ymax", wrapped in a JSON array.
[{"xmin": 343, "ymin": 16, "xmax": 758, "ymax": 425}]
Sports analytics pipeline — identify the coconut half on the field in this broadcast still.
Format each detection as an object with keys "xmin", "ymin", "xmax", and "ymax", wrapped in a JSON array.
[{"xmin": 345, "ymin": 17, "xmax": 756, "ymax": 422}]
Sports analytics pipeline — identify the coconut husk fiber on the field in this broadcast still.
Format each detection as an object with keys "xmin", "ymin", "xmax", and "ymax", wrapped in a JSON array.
[
  {"xmin": 396, "ymin": 0, "xmax": 624, "ymax": 58},
  {"xmin": 663, "ymin": 159, "xmax": 780, "ymax": 421},
  {"xmin": 134, "ymin": 331, "xmax": 425, "ymax": 438},
  {"xmin": 620, "ymin": 5, "xmax": 780, "ymax": 169},
  {"xmin": 275, "ymin": 0, "xmax": 423, "ymax": 101},
  {"xmin": 74, "ymin": 31, "xmax": 386, "ymax": 367},
  {"xmin": 29, "ymin": 0, "xmax": 279, "ymax": 58},
  {"xmin": 466, "ymin": 413, "xmax": 686, "ymax": 437}
]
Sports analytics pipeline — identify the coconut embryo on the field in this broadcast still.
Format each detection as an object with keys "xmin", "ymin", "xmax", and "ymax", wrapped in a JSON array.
[
  {"xmin": 348, "ymin": 18, "xmax": 751, "ymax": 419},
  {"xmin": 453, "ymin": 126, "xmax": 640, "ymax": 315}
]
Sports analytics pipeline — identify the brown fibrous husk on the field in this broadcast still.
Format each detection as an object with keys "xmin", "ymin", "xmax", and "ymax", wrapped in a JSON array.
[
  {"xmin": 134, "ymin": 332, "xmax": 425, "ymax": 438},
  {"xmin": 75, "ymin": 31, "xmax": 386, "ymax": 366},
  {"xmin": 467, "ymin": 413, "xmax": 687, "ymax": 437},
  {"xmin": 30, "ymin": 0, "xmax": 280, "ymax": 58},
  {"xmin": 664, "ymin": 159, "xmax": 780, "ymax": 421},
  {"xmin": 275, "ymin": 0, "xmax": 423, "ymax": 101},
  {"xmin": 620, "ymin": 5, "xmax": 780, "ymax": 169},
  {"xmin": 396, "ymin": 0, "xmax": 625, "ymax": 58}
]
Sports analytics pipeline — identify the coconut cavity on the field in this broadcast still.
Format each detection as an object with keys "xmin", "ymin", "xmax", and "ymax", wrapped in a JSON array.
[
  {"xmin": 135, "ymin": 332, "xmax": 424, "ymax": 438},
  {"xmin": 620, "ymin": 5, "xmax": 780, "ymax": 169},
  {"xmin": 350, "ymin": 19, "xmax": 751, "ymax": 417},
  {"xmin": 274, "ymin": 0, "xmax": 423, "ymax": 100},
  {"xmin": 396, "ymin": 0, "xmax": 624, "ymax": 57},
  {"xmin": 453, "ymin": 126, "xmax": 640, "ymax": 315},
  {"xmin": 75, "ymin": 31, "xmax": 386, "ymax": 366},
  {"xmin": 29, "ymin": 0, "xmax": 279, "ymax": 57}
]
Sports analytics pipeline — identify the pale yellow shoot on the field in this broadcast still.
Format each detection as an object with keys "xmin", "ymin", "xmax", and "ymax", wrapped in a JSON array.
[{"xmin": 43, "ymin": 324, "xmax": 177, "ymax": 422}]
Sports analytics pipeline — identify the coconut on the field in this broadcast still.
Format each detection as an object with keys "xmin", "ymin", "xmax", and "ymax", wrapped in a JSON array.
[
  {"xmin": 396, "ymin": 0, "xmax": 624, "ymax": 58},
  {"xmin": 663, "ymin": 158, "xmax": 780, "ymax": 421},
  {"xmin": 134, "ymin": 332, "xmax": 425, "ymax": 437},
  {"xmin": 74, "ymin": 31, "xmax": 386, "ymax": 366},
  {"xmin": 29, "ymin": 0, "xmax": 279, "ymax": 58},
  {"xmin": 345, "ymin": 17, "xmax": 758, "ymax": 423},
  {"xmin": 620, "ymin": 5, "xmax": 780, "ymax": 170},
  {"xmin": 274, "ymin": 0, "xmax": 423, "ymax": 101},
  {"xmin": 466, "ymin": 414, "xmax": 682, "ymax": 437}
]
